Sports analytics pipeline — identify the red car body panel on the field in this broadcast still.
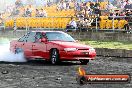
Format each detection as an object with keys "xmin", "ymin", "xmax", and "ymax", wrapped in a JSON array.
[{"xmin": 10, "ymin": 31, "xmax": 96, "ymax": 61}]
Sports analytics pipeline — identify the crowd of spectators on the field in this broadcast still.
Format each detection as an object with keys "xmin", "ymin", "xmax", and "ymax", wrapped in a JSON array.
[
  {"xmin": 65, "ymin": 0, "xmax": 132, "ymax": 32},
  {"xmin": 2, "ymin": 0, "xmax": 131, "ymax": 18},
  {"xmin": 15, "ymin": 0, "xmax": 48, "ymax": 17},
  {"xmin": 35, "ymin": 9, "xmax": 47, "ymax": 17},
  {"xmin": 23, "ymin": 7, "xmax": 47, "ymax": 17},
  {"xmin": 57, "ymin": 1, "xmax": 70, "ymax": 11},
  {"xmin": 0, "ymin": 0, "xmax": 132, "ymax": 31}
]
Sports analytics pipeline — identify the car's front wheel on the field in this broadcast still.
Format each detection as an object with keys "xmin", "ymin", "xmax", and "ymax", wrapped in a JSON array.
[
  {"xmin": 50, "ymin": 49, "xmax": 60, "ymax": 65},
  {"xmin": 80, "ymin": 60, "xmax": 89, "ymax": 65}
]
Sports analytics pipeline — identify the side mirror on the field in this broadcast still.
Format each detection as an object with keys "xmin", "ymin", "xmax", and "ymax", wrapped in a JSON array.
[{"xmin": 39, "ymin": 38, "xmax": 47, "ymax": 42}]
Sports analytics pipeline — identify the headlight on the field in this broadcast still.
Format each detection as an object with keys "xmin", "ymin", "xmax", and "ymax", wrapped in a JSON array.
[
  {"xmin": 64, "ymin": 48, "xmax": 77, "ymax": 52},
  {"xmin": 89, "ymin": 48, "xmax": 95, "ymax": 52}
]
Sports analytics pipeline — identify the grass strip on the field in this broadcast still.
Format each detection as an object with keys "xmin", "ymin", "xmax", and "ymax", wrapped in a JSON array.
[{"xmin": 80, "ymin": 40, "xmax": 132, "ymax": 50}]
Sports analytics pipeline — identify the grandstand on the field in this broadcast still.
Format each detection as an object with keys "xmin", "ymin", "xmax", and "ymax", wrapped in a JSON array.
[
  {"xmin": 1, "ymin": 0, "xmax": 132, "ymax": 31},
  {"xmin": 4, "ymin": 4, "xmax": 75, "ymax": 29}
]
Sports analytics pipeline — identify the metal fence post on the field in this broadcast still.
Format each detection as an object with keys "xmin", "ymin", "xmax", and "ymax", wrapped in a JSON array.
[
  {"xmin": 96, "ymin": 17, "xmax": 98, "ymax": 31},
  {"xmin": 14, "ymin": 17, "xmax": 17, "ymax": 31},
  {"xmin": 52, "ymin": 17, "xmax": 54, "ymax": 30},
  {"xmin": 3, "ymin": 18, "xmax": 5, "ymax": 31},
  {"xmin": 112, "ymin": 16, "xmax": 115, "ymax": 31},
  {"xmin": 25, "ymin": 17, "xmax": 28, "ymax": 31}
]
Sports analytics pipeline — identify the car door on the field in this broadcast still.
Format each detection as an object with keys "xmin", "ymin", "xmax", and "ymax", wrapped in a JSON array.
[
  {"xmin": 32, "ymin": 32, "xmax": 48, "ymax": 59},
  {"xmin": 22, "ymin": 32, "xmax": 36, "ymax": 58},
  {"xmin": 16, "ymin": 33, "xmax": 29, "ymax": 54}
]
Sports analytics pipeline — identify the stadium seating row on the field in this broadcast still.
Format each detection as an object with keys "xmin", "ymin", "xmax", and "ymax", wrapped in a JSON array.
[
  {"xmin": 5, "ymin": 17, "xmax": 127, "ymax": 29},
  {"xmin": 5, "ymin": 18, "xmax": 71, "ymax": 28},
  {"xmin": 100, "ymin": 20, "xmax": 127, "ymax": 29},
  {"xmin": 5, "ymin": 18, "xmax": 127, "ymax": 29}
]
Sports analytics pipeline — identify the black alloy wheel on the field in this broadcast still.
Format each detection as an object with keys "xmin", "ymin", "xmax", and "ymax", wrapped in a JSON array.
[
  {"xmin": 15, "ymin": 48, "xmax": 23, "ymax": 54},
  {"xmin": 50, "ymin": 49, "xmax": 60, "ymax": 65}
]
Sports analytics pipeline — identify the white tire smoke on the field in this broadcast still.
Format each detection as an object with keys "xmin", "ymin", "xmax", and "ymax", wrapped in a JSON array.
[{"xmin": 0, "ymin": 39, "xmax": 27, "ymax": 62}]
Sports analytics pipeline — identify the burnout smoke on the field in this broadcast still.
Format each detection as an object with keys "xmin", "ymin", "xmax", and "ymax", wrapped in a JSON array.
[{"xmin": 0, "ymin": 38, "xmax": 27, "ymax": 62}]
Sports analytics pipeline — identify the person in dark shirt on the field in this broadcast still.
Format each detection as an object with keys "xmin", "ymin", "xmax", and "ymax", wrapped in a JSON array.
[
  {"xmin": 94, "ymin": 3, "xmax": 100, "ymax": 8},
  {"xmin": 94, "ymin": 7, "xmax": 101, "ymax": 16},
  {"xmin": 89, "ymin": 2, "xmax": 95, "ymax": 9}
]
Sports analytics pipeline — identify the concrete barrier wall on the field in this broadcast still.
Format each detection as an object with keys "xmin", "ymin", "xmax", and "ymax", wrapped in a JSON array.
[
  {"xmin": 0, "ymin": 30, "xmax": 132, "ymax": 42},
  {"xmin": 96, "ymin": 48, "xmax": 132, "ymax": 58},
  {"xmin": 69, "ymin": 32, "xmax": 132, "ymax": 42}
]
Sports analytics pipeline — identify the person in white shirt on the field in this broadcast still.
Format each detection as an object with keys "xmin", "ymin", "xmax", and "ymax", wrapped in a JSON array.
[
  {"xmin": 39, "ymin": 9, "xmax": 47, "ymax": 17},
  {"xmin": 43, "ymin": 9, "xmax": 47, "ymax": 17},
  {"xmin": 66, "ymin": 17, "xmax": 77, "ymax": 32},
  {"xmin": 63, "ymin": 2, "xmax": 66, "ymax": 10},
  {"xmin": 69, "ymin": 18, "xmax": 77, "ymax": 28}
]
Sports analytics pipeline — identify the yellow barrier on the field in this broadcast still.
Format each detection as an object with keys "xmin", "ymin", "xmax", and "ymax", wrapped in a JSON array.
[
  {"xmin": 5, "ymin": 17, "xmax": 71, "ymax": 29},
  {"xmin": 106, "ymin": 20, "xmax": 112, "ymax": 29},
  {"xmin": 100, "ymin": 20, "xmax": 107, "ymax": 29}
]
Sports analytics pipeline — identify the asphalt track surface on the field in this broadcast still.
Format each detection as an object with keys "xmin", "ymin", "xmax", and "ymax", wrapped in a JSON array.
[{"xmin": 0, "ymin": 56, "xmax": 131, "ymax": 88}]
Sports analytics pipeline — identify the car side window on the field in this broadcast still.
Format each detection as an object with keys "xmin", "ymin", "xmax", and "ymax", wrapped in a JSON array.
[
  {"xmin": 26, "ymin": 32, "xmax": 36, "ymax": 42},
  {"xmin": 35, "ymin": 32, "xmax": 46, "ymax": 42},
  {"xmin": 18, "ymin": 34, "xmax": 29, "ymax": 42},
  {"xmin": 36, "ymin": 32, "xmax": 42, "ymax": 39}
]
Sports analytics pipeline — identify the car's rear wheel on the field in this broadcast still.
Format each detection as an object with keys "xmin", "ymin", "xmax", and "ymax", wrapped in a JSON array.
[
  {"xmin": 80, "ymin": 60, "xmax": 89, "ymax": 65},
  {"xmin": 14, "ymin": 48, "xmax": 27, "ymax": 62},
  {"xmin": 15, "ymin": 48, "xmax": 23, "ymax": 54},
  {"xmin": 15, "ymin": 48, "xmax": 25, "ymax": 57},
  {"xmin": 50, "ymin": 49, "xmax": 60, "ymax": 65}
]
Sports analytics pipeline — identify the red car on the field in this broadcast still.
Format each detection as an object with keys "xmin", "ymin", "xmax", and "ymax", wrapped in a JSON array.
[{"xmin": 10, "ymin": 31, "xmax": 96, "ymax": 65}]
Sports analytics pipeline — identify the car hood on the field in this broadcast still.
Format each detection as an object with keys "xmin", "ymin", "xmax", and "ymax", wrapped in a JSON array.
[{"xmin": 50, "ymin": 41, "xmax": 93, "ymax": 49}]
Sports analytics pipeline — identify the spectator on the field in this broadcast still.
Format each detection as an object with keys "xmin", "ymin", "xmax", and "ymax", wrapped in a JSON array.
[
  {"xmin": 60, "ymin": 2, "xmax": 64, "ymax": 10},
  {"xmin": 69, "ymin": 17, "xmax": 77, "ymax": 28},
  {"xmin": 0, "ymin": 13, "xmax": 2, "ymax": 20},
  {"xmin": 119, "ymin": 12, "xmax": 125, "ymax": 16},
  {"xmin": 57, "ymin": 2, "xmax": 61, "ymax": 11},
  {"xmin": 94, "ymin": 2, "xmax": 100, "ymax": 8},
  {"xmin": 79, "ymin": 18, "xmax": 89, "ymax": 32},
  {"xmin": 89, "ymin": 9, "xmax": 93, "ymax": 16},
  {"xmin": 75, "ymin": 3, "xmax": 81, "ymax": 11},
  {"xmin": 39, "ymin": 9, "xmax": 47, "ymax": 17},
  {"xmin": 66, "ymin": 17, "xmax": 77, "ymax": 32},
  {"xmin": 63, "ymin": 2, "xmax": 67, "ymax": 10},
  {"xmin": 25, "ymin": 8, "xmax": 32, "ymax": 17},
  {"xmin": 94, "ymin": 6, "xmax": 101, "ymax": 16},
  {"xmin": 106, "ymin": 2, "xmax": 114, "ymax": 11},
  {"xmin": 0, "ymin": 13, "xmax": 3, "ymax": 25},
  {"xmin": 79, "ymin": 12, "xmax": 85, "ymax": 21},
  {"xmin": 115, "ymin": 10, "xmax": 120, "ymax": 16},
  {"xmin": 85, "ymin": 6, "xmax": 91, "ymax": 16},
  {"xmin": 91, "ymin": 17, "xmax": 101, "ymax": 26},
  {"xmin": 35, "ymin": 9, "xmax": 39, "ymax": 17},
  {"xmin": 125, "ymin": 9, "xmax": 131, "ymax": 21},
  {"xmin": 66, "ymin": 2, "xmax": 70, "ymax": 10},
  {"xmin": 89, "ymin": 2, "xmax": 94, "ymax": 10},
  {"xmin": 15, "ymin": 0, "xmax": 23, "ymax": 8},
  {"xmin": 123, "ymin": 19, "xmax": 130, "ymax": 32}
]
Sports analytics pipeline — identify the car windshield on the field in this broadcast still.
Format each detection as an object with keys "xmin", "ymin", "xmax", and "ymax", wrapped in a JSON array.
[{"xmin": 46, "ymin": 32, "xmax": 75, "ymax": 42}]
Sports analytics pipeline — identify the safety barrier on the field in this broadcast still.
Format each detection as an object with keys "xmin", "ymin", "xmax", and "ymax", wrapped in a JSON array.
[
  {"xmin": 5, "ymin": 17, "xmax": 72, "ymax": 29},
  {"xmin": 4, "ymin": 16, "xmax": 132, "ymax": 31},
  {"xmin": 99, "ymin": 16, "xmax": 132, "ymax": 31}
]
